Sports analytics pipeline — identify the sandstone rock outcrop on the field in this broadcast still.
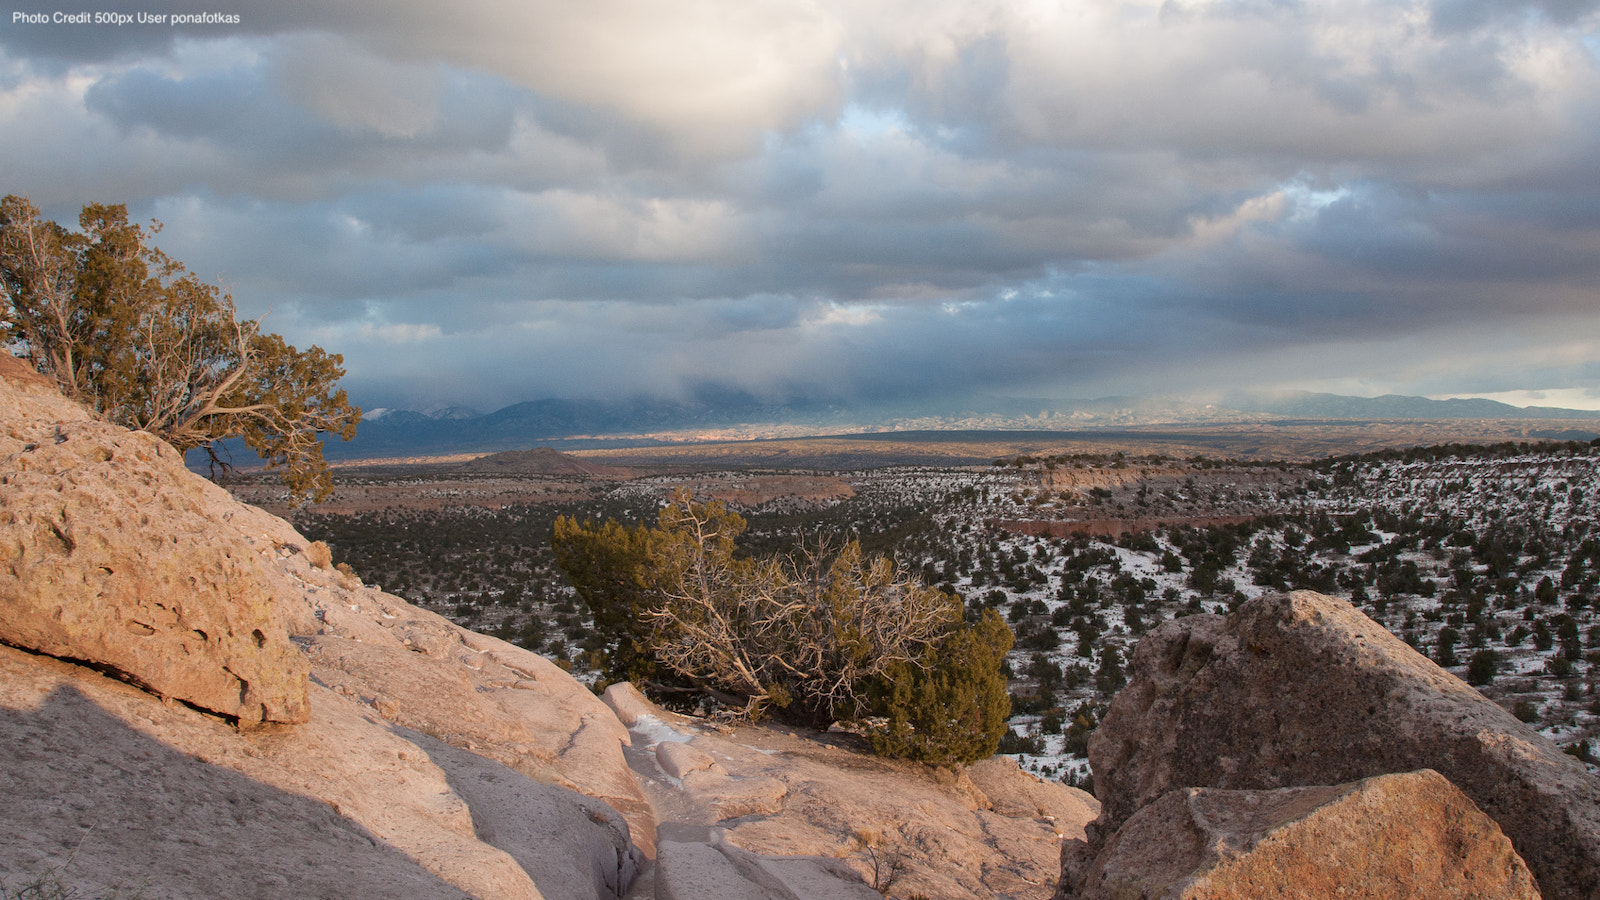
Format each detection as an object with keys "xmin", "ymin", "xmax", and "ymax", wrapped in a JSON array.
[
  {"xmin": 295, "ymin": 604, "xmax": 655, "ymax": 861},
  {"xmin": 968, "ymin": 754, "xmax": 1101, "ymax": 825},
  {"xmin": 2, "ymin": 645, "xmax": 552, "ymax": 900},
  {"xmin": 1075, "ymin": 769, "xmax": 1540, "ymax": 900},
  {"xmin": 0, "ymin": 358, "xmax": 309, "ymax": 725},
  {"xmin": 1082, "ymin": 590, "xmax": 1600, "ymax": 900},
  {"xmin": 0, "ymin": 363, "xmax": 643, "ymax": 898}
]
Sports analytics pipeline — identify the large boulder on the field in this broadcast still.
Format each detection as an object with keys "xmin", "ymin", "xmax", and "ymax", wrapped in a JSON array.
[
  {"xmin": 0, "ymin": 359, "xmax": 309, "ymax": 725},
  {"xmin": 1075, "ymin": 769, "xmax": 1539, "ymax": 900},
  {"xmin": 1085, "ymin": 590, "xmax": 1600, "ymax": 899}
]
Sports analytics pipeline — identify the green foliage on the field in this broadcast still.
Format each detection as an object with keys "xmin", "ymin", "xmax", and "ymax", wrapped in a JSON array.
[
  {"xmin": 996, "ymin": 728, "xmax": 1044, "ymax": 755},
  {"xmin": 1435, "ymin": 626, "xmax": 1460, "ymax": 668},
  {"xmin": 0, "ymin": 195, "xmax": 357, "ymax": 502},
  {"xmin": 1095, "ymin": 645, "xmax": 1126, "ymax": 697},
  {"xmin": 552, "ymin": 512, "xmax": 684, "ymax": 683},
  {"xmin": 1466, "ymin": 649, "xmax": 1499, "ymax": 686},
  {"xmin": 868, "ymin": 608, "xmax": 1013, "ymax": 766},
  {"xmin": 221, "ymin": 332, "xmax": 358, "ymax": 503},
  {"xmin": 1061, "ymin": 702, "xmax": 1100, "ymax": 755}
]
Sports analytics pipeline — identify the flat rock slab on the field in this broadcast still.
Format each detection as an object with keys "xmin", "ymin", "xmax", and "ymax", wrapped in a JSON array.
[
  {"xmin": 0, "ymin": 645, "xmax": 543, "ymax": 900},
  {"xmin": 655, "ymin": 837, "xmax": 880, "ymax": 900},
  {"xmin": 1076, "ymin": 769, "xmax": 1540, "ymax": 900},
  {"xmin": 300, "ymin": 597, "xmax": 656, "ymax": 860},
  {"xmin": 404, "ymin": 731, "xmax": 639, "ymax": 900},
  {"xmin": 657, "ymin": 741, "xmax": 724, "ymax": 780}
]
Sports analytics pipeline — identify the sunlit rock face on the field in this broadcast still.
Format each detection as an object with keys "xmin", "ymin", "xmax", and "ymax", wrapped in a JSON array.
[
  {"xmin": 1074, "ymin": 770, "xmax": 1539, "ymax": 900},
  {"xmin": 0, "ymin": 356, "xmax": 308, "ymax": 726}
]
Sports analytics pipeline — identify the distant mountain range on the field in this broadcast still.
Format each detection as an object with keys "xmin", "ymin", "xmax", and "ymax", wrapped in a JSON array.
[
  {"xmin": 331, "ymin": 395, "xmax": 853, "ymax": 459},
  {"xmin": 1222, "ymin": 391, "xmax": 1600, "ymax": 421},
  {"xmin": 319, "ymin": 390, "xmax": 1600, "ymax": 461}
]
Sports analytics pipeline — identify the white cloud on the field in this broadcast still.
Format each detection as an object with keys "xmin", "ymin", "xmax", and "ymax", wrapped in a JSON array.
[
  {"xmin": 499, "ymin": 190, "xmax": 748, "ymax": 265},
  {"xmin": 336, "ymin": 0, "xmax": 850, "ymax": 161}
]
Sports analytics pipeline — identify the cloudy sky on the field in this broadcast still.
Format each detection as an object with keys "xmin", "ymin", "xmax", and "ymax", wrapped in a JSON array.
[{"xmin": 5, "ymin": 0, "xmax": 1600, "ymax": 415}]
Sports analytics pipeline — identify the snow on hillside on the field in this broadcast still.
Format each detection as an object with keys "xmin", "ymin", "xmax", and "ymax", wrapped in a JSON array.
[{"xmin": 293, "ymin": 441, "xmax": 1600, "ymax": 785}]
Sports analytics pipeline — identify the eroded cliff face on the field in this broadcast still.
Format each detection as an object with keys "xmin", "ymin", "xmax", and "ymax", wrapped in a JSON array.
[
  {"xmin": 1064, "ymin": 590, "xmax": 1600, "ymax": 900},
  {"xmin": 0, "ymin": 360, "xmax": 1092, "ymax": 900}
]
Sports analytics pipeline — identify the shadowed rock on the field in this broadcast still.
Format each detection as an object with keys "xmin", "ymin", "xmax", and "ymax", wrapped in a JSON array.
[
  {"xmin": 1082, "ymin": 590, "xmax": 1600, "ymax": 900},
  {"xmin": 0, "ymin": 649, "xmax": 547, "ymax": 900},
  {"xmin": 408, "ymin": 730, "xmax": 640, "ymax": 900},
  {"xmin": 1075, "ymin": 769, "xmax": 1539, "ymax": 900}
]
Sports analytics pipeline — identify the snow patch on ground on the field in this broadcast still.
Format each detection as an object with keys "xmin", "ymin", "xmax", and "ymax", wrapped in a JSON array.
[{"xmin": 629, "ymin": 714, "xmax": 694, "ymax": 749}]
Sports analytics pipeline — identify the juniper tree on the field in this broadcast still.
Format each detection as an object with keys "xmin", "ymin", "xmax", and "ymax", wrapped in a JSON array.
[
  {"xmin": 553, "ymin": 489, "xmax": 1013, "ymax": 761},
  {"xmin": 0, "ymin": 196, "xmax": 358, "ymax": 501}
]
